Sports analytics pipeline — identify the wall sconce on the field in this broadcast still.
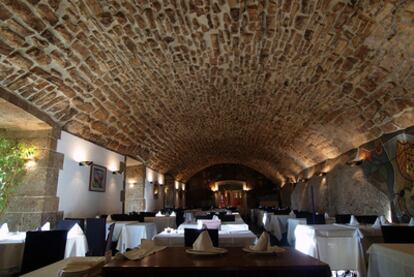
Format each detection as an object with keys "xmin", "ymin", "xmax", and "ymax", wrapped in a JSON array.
[
  {"xmin": 79, "ymin": 161, "xmax": 93, "ymax": 166},
  {"xmin": 112, "ymin": 169, "xmax": 123, "ymax": 175}
]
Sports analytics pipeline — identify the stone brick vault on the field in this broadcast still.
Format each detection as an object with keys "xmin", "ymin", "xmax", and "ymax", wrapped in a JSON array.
[{"xmin": 0, "ymin": 0, "xmax": 413, "ymax": 184}]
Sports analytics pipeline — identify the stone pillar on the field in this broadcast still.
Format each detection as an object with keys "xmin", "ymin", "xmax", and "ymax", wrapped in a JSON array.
[
  {"xmin": 125, "ymin": 164, "xmax": 145, "ymax": 212},
  {"xmin": 0, "ymin": 128, "xmax": 63, "ymax": 231},
  {"xmin": 163, "ymin": 175, "xmax": 175, "ymax": 208}
]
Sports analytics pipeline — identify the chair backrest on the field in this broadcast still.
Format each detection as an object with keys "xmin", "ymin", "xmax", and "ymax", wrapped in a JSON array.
[
  {"xmin": 21, "ymin": 230, "xmax": 68, "ymax": 274},
  {"xmin": 86, "ymin": 218, "xmax": 106, "ymax": 256},
  {"xmin": 219, "ymin": 214, "xmax": 235, "ymax": 222},
  {"xmin": 140, "ymin": 212, "xmax": 157, "ymax": 218},
  {"xmin": 355, "ymin": 215, "xmax": 378, "ymax": 224},
  {"xmin": 274, "ymin": 208, "xmax": 291, "ymax": 215},
  {"xmin": 56, "ymin": 219, "xmax": 78, "ymax": 231},
  {"xmin": 195, "ymin": 214, "xmax": 214, "ymax": 220},
  {"xmin": 105, "ymin": 223, "xmax": 116, "ymax": 253},
  {"xmin": 306, "ymin": 214, "xmax": 326, "ymax": 225},
  {"xmin": 381, "ymin": 226, "xmax": 414, "ymax": 243},
  {"xmin": 184, "ymin": 228, "xmax": 219, "ymax": 247},
  {"xmin": 64, "ymin": 218, "xmax": 85, "ymax": 231},
  {"xmin": 335, "ymin": 214, "xmax": 351, "ymax": 224},
  {"xmin": 296, "ymin": 211, "xmax": 311, "ymax": 219}
]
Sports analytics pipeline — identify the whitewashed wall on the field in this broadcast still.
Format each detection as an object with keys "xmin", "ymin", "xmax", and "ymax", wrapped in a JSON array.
[{"xmin": 56, "ymin": 131, "xmax": 124, "ymax": 218}]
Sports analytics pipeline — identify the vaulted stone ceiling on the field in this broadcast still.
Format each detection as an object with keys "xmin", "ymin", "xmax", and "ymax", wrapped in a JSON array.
[{"xmin": 0, "ymin": 0, "xmax": 413, "ymax": 183}]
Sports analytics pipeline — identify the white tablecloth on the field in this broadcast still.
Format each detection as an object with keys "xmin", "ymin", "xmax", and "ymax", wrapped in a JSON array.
[
  {"xmin": 287, "ymin": 218, "xmax": 306, "ymax": 246},
  {"xmin": 106, "ymin": 221, "xmax": 136, "ymax": 241},
  {"xmin": 265, "ymin": 214, "xmax": 294, "ymax": 240},
  {"xmin": 154, "ymin": 230, "xmax": 257, "ymax": 247},
  {"xmin": 0, "ymin": 231, "xmax": 88, "ymax": 273},
  {"xmin": 20, "ymin": 256, "xmax": 105, "ymax": 277},
  {"xmin": 116, "ymin": 222, "xmax": 157, "ymax": 252},
  {"xmin": 367, "ymin": 243, "xmax": 414, "ymax": 277},
  {"xmin": 294, "ymin": 224, "xmax": 382, "ymax": 277},
  {"xmin": 144, "ymin": 216, "xmax": 176, "ymax": 233},
  {"xmin": 177, "ymin": 222, "xmax": 249, "ymax": 232}
]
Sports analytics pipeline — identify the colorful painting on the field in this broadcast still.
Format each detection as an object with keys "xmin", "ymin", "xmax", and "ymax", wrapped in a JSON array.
[
  {"xmin": 396, "ymin": 141, "xmax": 414, "ymax": 181},
  {"xmin": 89, "ymin": 164, "xmax": 106, "ymax": 192}
]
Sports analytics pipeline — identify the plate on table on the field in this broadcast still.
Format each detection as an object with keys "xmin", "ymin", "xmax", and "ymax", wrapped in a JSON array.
[
  {"xmin": 242, "ymin": 247, "xmax": 286, "ymax": 254},
  {"xmin": 185, "ymin": 248, "xmax": 228, "ymax": 255}
]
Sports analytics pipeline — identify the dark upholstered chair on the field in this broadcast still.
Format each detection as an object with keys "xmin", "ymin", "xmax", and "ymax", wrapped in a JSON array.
[
  {"xmin": 195, "ymin": 214, "xmax": 214, "ymax": 220},
  {"xmin": 184, "ymin": 228, "xmax": 219, "ymax": 247},
  {"xmin": 306, "ymin": 214, "xmax": 326, "ymax": 225},
  {"xmin": 219, "ymin": 214, "xmax": 235, "ymax": 222},
  {"xmin": 20, "ymin": 230, "xmax": 67, "ymax": 274},
  {"xmin": 56, "ymin": 219, "xmax": 79, "ymax": 231},
  {"xmin": 355, "ymin": 215, "xmax": 378, "ymax": 224},
  {"xmin": 86, "ymin": 218, "xmax": 106, "ymax": 256},
  {"xmin": 140, "ymin": 212, "xmax": 157, "ymax": 218},
  {"xmin": 105, "ymin": 222, "xmax": 116, "ymax": 255},
  {"xmin": 335, "ymin": 214, "xmax": 351, "ymax": 224},
  {"xmin": 381, "ymin": 226, "xmax": 414, "ymax": 243},
  {"xmin": 296, "ymin": 211, "xmax": 312, "ymax": 219},
  {"xmin": 64, "ymin": 218, "xmax": 85, "ymax": 231}
]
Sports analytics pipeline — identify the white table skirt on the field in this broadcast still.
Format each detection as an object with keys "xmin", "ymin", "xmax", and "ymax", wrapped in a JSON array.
[
  {"xmin": 106, "ymin": 221, "xmax": 137, "ymax": 241},
  {"xmin": 177, "ymin": 222, "xmax": 249, "ymax": 232},
  {"xmin": 20, "ymin": 256, "xmax": 105, "ymax": 277},
  {"xmin": 154, "ymin": 230, "xmax": 257, "ymax": 247},
  {"xmin": 287, "ymin": 218, "xmax": 306, "ymax": 246},
  {"xmin": 0, "ymin": 231, "xmax": 88, "ymax": 272},
  {"xmin": 265, "ymin": 214, "xmax": 294, "ymax": 240},
  {"xmin": 144, "ymin": 216, "xmax": 176, "ymax": 233},
  {"xmin": 367, "ymin": 244, "xmax": 414, "ymax": 277},
  {"xmin": 294, "ymin": 224, "xmax": 382, "ymax": 277},
  {"xmin": 116, "ymin": 222, "xmax": 157, "ymax": 252}
]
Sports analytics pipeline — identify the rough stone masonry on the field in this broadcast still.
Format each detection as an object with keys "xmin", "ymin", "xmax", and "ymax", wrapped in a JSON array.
[{"xmin": 0, "ymin": 0, "xmax": 413, "ymax": 184}]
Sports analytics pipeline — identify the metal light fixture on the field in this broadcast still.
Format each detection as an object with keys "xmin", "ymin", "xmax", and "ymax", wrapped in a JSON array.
[{"xmin": 79, "ymin": 161, "xmax": 93, "ymax": 166}]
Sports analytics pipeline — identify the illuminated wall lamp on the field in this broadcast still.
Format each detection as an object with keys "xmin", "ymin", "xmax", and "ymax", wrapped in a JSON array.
[{"xmin": 79, "ymin": 161, "xmax": 93, "ymax": 166}]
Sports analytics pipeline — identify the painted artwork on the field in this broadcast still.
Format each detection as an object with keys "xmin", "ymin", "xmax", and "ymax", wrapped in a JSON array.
[
  {"xmin": 396, "ymin": 141, "xmax": 414, "ymax": 181},
  {"xmin": 89, "ymin": 164, "xmax": 106, "ymax": 192}
]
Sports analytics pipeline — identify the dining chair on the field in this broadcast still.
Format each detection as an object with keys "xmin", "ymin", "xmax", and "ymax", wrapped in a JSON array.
[
  {"xmin": 20, "ymin": 230, "xmax": 68, "ymax": 274},
  {"xmin": 306, "ymin": 214, "xmax": 326, "ymax": 224},
  {"xmin": 219, "ymin": 214, "xmax": 235, "ymax": 222},
  {"xmin": 86, "ymin": 218, "xmax": 106, "ymax": 256},
  {"xmin": 355, "ymin": 215, "xmax": 378, "ymax": 224},
  {"xmin": 184, "ymin": 228, "xmax": 219, "ymax": 247},
  {"xmin": 195, "ymin": 214, "xmax": 214, "ymax": 220},
  {"xmin": 335, "ymin": 214, "xmax": 351, "ymax": 224},
  {"xmin": 381, "ymin": 226, "xmax": 414, "ymax": 243},
  {"xmin": 56, "ymin": 219, "xmax": 79, "ymax": 231},
  {"xmin": 105, "ymin": 222, "xmax": 116, "ymax": 255},
  {"xmin": 64, "ymin": 218, "xmax": 85, "ymax": 231}
]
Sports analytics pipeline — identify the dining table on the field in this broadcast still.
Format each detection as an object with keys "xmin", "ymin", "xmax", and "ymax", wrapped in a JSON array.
[
  {"xmin": 367, "ymin": 243, "xmax": 414, "ymax": 277},
  {"xmin": 102, "ymin": 247, "xmax": 331, "ymax": 277}
]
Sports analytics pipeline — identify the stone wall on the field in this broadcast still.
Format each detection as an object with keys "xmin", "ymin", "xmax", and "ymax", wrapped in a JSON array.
[
  {"xmin": 0, "ymin": 128, "xmax": 63, "ymax": 231},
  {"xmin": 290, "ymin": 126, "xmax": 414, "ymax": 221},
  {"xmin": 125, "ymin": 164, "xmax": 145, "ymax": 213}
]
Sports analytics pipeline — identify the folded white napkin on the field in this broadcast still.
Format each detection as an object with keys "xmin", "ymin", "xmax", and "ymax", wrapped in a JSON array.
[
  {"xmin": 58, "ymin": 257, "xmax": 105, "ymax": 277},
  {"xmin": 120, "ymin": 239, "xmax": 166, "ymax": 260},
  {"xmin": 349, "ymin": 215, "xmax": 359, "ymax": 226},
  {"xmin": 372, "ymin": 217, "xmax": 381, "ymax": 229},
  {"xmin": 250, "ymin": 232, "xmax": 270, "ymax": 251},
  {"xmin": 68, "ymin": 223, "xmax": 83, "ymax": 237},
  {"xmin": 107, "ymin": 215, "xmax": 112, "ymax": 221},
  {"xmin": 170, "ymin": 211, "xmax": 176, "ymax": 217},
  {"xmin": 409, "ymin": 217, "xmax": 414, "ymax": 226},
  {"xmin": 0, "ymin": 223, "xmax": 9, "ymax": 239},
  {"xmin": 324, "ymin": 212, "xmax": 329, "ymax": 219},
  {"xmin": 212, "ymin": 215, "xmax": 220, "ymax": 221},
  {"xmin": 379, "ymin": 215, "xmax": 389, "ymax": 225},
  {"xmin": 41, "ymin": 222, "xmax": 50, "ymax": 231},
  {"xmin": 193, "ymin": 230, "xmax": 215, "ymax": 251},
  {"xmin": 289, "ymin": 210, "xmax": 295, "ymax": 216},
  {"xmin": 155, "ymin": 211, "xmax": 163, "ymax": 217}
]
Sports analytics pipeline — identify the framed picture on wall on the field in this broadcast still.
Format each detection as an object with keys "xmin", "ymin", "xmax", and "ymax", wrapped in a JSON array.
[{"xmin": 89, "ymin": 164, "xmax": 107, "ymax": 192}]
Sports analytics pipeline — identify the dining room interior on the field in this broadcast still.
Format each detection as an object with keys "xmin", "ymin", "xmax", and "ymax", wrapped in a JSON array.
[{"xmin": 0, "ymin": 0, "xmax": 414, "ymax": 276}]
